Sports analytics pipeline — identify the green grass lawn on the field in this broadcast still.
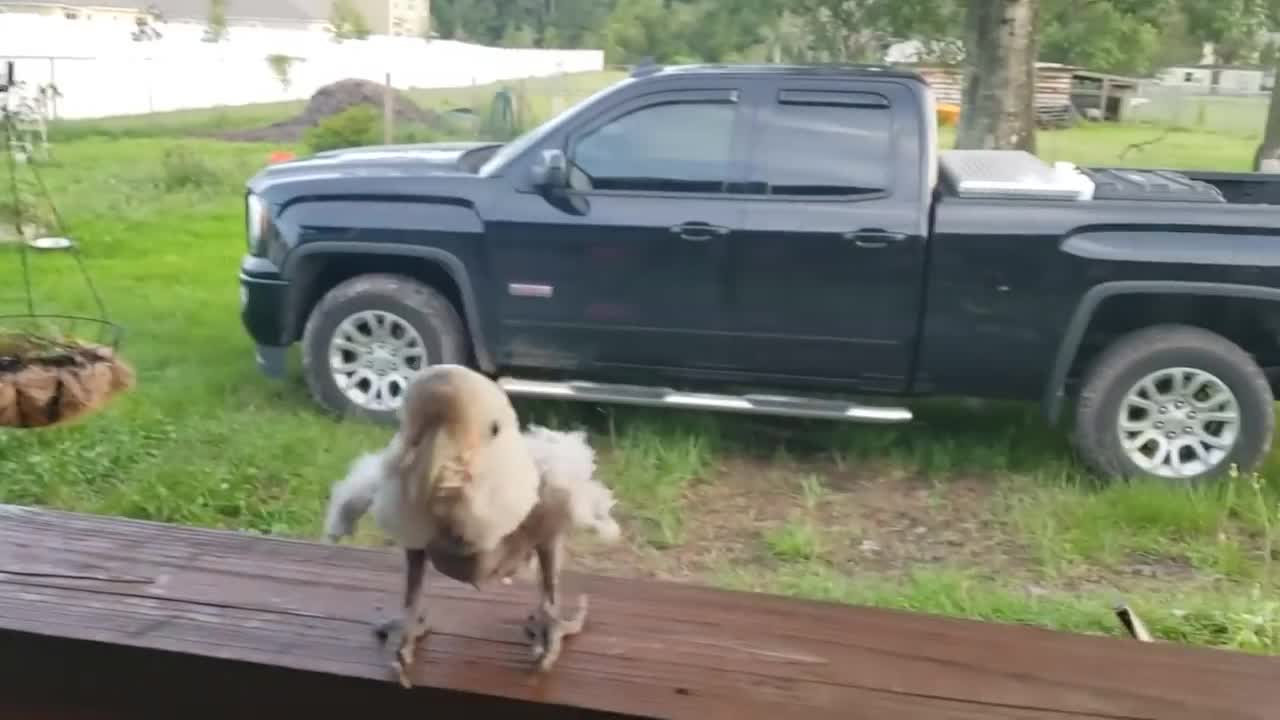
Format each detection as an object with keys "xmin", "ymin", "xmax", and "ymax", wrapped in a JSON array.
[{"xmin": 2, "ymin": 107, "xmax": 1278, "ymax": 655}]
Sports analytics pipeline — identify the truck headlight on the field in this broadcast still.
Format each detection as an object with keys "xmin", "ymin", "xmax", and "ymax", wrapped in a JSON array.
[{"xmin": 246, "ymin": 192, "xmax": 269, "ymax": 256}]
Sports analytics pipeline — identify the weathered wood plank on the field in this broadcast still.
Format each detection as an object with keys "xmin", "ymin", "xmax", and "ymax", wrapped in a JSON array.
[
  {"xmin": 0, "ymin": 631, "xmax": 635, "ymax": 720},
  {"xmin": 0, "ymin": 504, "xmax": 1276, "ymax": 719}
]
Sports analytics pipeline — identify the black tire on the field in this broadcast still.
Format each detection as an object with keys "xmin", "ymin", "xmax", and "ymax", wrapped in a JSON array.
[
  {"xmin": 301, "ymin": 273, "xmax": 468, "ymax": 425},
  {"xmin": 1072, "ymin": 324, "xmax": 1274, "ymax": 484}
]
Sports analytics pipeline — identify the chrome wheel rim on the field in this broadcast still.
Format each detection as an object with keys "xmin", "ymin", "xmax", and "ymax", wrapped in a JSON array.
[
  {"xmin": 329, "ymin": 310, "xmax": 427, "ymax": 412},
  {"xmin": 1117, "ymin": 366, "xmax": 1240, "ymax": 479}
]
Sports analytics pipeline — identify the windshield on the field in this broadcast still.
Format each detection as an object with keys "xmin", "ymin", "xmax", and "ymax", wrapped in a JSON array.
[{"xmin": 478, "ymin": 76, "xmax": 631, "ymax": 177}]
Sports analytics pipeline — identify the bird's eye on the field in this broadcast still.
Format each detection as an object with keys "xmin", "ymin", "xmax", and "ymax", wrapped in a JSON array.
[{"xmin": 490, "ymin": 421, "xmax": 500, "ymax": 438}]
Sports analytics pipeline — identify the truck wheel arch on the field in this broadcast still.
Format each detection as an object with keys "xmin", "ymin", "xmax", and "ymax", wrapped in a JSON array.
[
  {"xmin": 281, "ymin": 242, "xmax": 496, "ymax": 372},
  {"xmin": 1044, "ymin": 280, "xmax": 1280, "ymax": 425}
]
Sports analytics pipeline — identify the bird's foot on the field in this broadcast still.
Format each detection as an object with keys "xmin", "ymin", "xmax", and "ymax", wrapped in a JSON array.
[
  {"xmin": 373, "ymin": 617, "xmax": 401, "ymax": 642},
  {"xmin": 374, "ymin": 616, "xmax": 431, "ymax": 688},
  {"xmin": 523, "ymin": 594, "xmax": 588, "ymax": 672},
  {"xmin": 393, "ymin": 641, "xmax": 416, "ymax": 689}
]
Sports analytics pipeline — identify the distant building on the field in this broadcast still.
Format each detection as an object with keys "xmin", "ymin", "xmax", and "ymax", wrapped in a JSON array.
[
  {"xmin": 1156, "ymin": 64, "xmax": 1268, "ymax": 93},
  {"xmin": 377, "ymin": 0, "xmax": 429, "ymax": 37},
  {"xmin": 0, "ymin": 0, "xmax": 430, "ymax": 36}
]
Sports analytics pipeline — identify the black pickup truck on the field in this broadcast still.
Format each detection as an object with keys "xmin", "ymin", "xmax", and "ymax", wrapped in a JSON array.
[{"xmin": 239, "ymin": 62, "xmax": 1280, "ymax": 484}]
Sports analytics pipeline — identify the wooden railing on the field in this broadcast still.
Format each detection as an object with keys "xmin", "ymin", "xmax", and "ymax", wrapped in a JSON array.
[{"xmin": 0, "ymin": 504, "xmax": 1275, "ymax": 719}]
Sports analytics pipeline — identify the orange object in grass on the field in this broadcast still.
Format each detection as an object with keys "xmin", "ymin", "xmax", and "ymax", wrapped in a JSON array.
[
  {"xmin": 936, "ymin": 103, "xmax": 961, "ymax": 127},
  {"xmin": 268, "ymin": 150, "xmax": 296, "ymax": 164}
]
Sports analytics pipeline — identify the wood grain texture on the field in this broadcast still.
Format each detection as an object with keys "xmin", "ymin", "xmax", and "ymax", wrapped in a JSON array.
[{"xmin": 0, "ymin": 503, "xmax": 1276, "ymax": 719}]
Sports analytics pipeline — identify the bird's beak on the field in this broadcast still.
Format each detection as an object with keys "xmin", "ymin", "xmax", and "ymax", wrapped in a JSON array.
[{"xmin": 458, "ymin": 435, "xmax": 481, "ymax": 484}]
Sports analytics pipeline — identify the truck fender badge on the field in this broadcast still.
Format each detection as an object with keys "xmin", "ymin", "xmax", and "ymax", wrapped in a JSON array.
[{"xmin": 509, "ymin": 283, "xmax": 554, "ymax": 298}]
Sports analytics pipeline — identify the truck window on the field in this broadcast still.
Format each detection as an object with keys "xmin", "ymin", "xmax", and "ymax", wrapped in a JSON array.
[
  {"xmin": 754, "ymin": 91, "xmax": 892, "ymax": 197},
  {"xmin": 571, "ymin": 100, "xmax": 736, "ymax": 194}
]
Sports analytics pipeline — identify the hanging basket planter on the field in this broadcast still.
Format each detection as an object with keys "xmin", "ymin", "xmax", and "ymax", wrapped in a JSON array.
[
  {"xmin": 1, "ymin": 63, "xmax": 136, "ymax": 431},
  {"xmin": 0, "ymin": 318, "xmax": 135, "ymax": 429}
]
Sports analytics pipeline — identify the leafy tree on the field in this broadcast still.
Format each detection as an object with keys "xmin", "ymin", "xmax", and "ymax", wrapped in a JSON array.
[
  {"xmin": 500, "ymin": 23, "xmax": 537, "ymax": 48},
  {"xmin": 784, "ymin": 0, "xmax": 895, "ymax": 63},
  {"xmin": 671, "ymin": 0, "xmax": 783, "ymax": 62},
  {"xmin": 411, "ymin": 0, "xmax": 1280, "ymax": 96},
  {"xmin": 203, "ymin": 0, "xmax": 228, "ymax": 43},
  {"xmin": 1150, "ymin": 10, "xmax": 1214, "ymax": 69},
  {"xmin": 543, "ymin": 0, "xmax": 615, "ymax": 48},
  {"xmin": 604, "ymin": 0, "xmax": 697, "ymax": 63},
  {"xmin": 1262, "ymin": 38, "xmax": 1280, "ymax": 68},
  {"xmin": 328, "ymin": 0, "xmax": 371, "ymax": 42},
  {"xmin": 429, "ymin": 0, "xmax": 536, "ymax": 45},
  {"xmin": 430, "ymin": 0, "xmax": 464, "ymax": 39},
  {"xmin": 266, "ymin": 54, "xmax": 295, "ymax": 92},
  {"xmin": 1037, "ymin": 0, "xmax": 1169, "ymax": 74},
  {"xmin": 1180, "ymin": 0, "xmax": 1279, "ymax": 66},
  {"xmin": 762, "ymin": 0, "xmax": 961, "ymax": 65}
]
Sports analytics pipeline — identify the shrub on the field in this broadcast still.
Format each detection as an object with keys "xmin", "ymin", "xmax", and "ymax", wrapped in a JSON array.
[
  {"xmin": 393, "ymin": 123, "xmax": 446, "ymax": 144},
  {"xmin": 159, "ymin": 145, "xmax": 224, "ymax": 192},
  {"xmin": 304, "ymin": 104, "xmax": 380, "ymax": 153}
]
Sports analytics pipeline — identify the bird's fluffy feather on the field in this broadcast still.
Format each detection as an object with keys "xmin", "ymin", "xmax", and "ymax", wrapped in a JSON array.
[
  {"xmin": 324, "ymin": 431, "xmax": 435, "ymax": 547},
  {"xmin": 522, "ymin": 424, "xmax": 620, "ymax": 542},
  {"xmin": 324, "ymin": 424, "xmax": 620, "ymax": 547}
]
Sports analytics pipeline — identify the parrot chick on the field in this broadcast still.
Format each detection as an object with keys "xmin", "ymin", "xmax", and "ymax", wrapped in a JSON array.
[{"xmin": 323, "ymin": 364, "xmax": 620, "ymax": 686}]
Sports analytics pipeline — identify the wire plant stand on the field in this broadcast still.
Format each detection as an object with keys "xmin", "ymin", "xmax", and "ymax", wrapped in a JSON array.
[{"xmin": 1, "ymin": 61, "xmax": 134, "ymax": 429}]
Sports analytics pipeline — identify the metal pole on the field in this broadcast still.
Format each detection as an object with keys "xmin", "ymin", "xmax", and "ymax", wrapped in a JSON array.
[
  {"xmin": 48, "ymin": 57, "xmax": 57, "ymax": 120},
  {"xmin": 384, "ymin": 72, "xmax": 393, "ymax": 144}
]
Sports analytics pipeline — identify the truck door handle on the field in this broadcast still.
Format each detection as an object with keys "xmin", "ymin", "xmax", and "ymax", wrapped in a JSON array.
[
  {"xmin": 844, "ymin": 230, "xmax": 908, "ymax": 249},
  {"xmin": 670, "ymin": 222, "xmax": 730, "ymax": 241}
]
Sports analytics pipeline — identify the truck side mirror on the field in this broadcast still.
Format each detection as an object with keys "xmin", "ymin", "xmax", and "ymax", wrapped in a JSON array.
[{"xmin": 531, "ymin": 148, "xmax": 568, "ymax": 190}]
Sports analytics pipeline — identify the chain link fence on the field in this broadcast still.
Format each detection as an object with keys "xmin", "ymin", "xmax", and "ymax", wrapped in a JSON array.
[{"xmin": 1125, "ymin": 81, "xmax": 1270, "ymax": 139}]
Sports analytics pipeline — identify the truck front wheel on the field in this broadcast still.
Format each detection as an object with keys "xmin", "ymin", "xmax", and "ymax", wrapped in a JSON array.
[
  {"xmin": 300, "ymin": 273, "xmax": 468, "ymax": 425},
  {"xmin": 1072, "ymin": 324, "xmax": 1274, "ymax": 483}
]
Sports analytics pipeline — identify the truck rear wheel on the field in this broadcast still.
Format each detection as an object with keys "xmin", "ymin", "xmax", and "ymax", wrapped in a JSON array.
[
  {"xmin": 301, "ymin": 273, "xmax": 468, "ymax": 425},
  {"xmin": 1072, "ymin": 324, "xmax": 1274, "ymax": 483}
]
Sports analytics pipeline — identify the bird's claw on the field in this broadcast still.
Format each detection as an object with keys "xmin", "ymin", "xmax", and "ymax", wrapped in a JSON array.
[
  {"xmin": 375, "ymin": 616, "xmax": 431, "ymax": 688},
  {"xmin": 373, "ymin": 617, "xmax": 401, "ymax": 642},
  {"xmin": 393, "ymin": 644, "xmax": 415, "ymax": 689},
  {"xmin": 523, "ymin": 594, "xmax": 588, "ymax": 672}
]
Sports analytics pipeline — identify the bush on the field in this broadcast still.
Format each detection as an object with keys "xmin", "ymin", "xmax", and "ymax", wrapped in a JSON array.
[
  {"xmin": 304, "ymin": 104, "xmax": 380, "ymax": 153},
  {"xmin": 159, "ymin": 145, "xmax": 224, "ymax": 192},
  {"xmin": 393, "ymin": 123, "xmax": 447, "ymax": 144}
]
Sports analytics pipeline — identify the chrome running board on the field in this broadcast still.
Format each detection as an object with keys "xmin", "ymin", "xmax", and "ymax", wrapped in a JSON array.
[{"xmin": 497, "ymin": 377, "xmax": 912, "ymax": 423}]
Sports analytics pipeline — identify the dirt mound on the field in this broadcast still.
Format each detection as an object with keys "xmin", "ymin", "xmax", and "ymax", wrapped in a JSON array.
[{"xmin": 221, "ymin": 78, "xmax": 441, "ymax": 143}]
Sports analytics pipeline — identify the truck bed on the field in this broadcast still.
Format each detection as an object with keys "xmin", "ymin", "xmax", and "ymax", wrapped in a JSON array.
[
  {"xmin": 1177, "ymin": 170, "xmax": 1280, "ymax": 205},
  {"xmin": 938, "ymin": 150, "xmax": 1280, "ymax": 205},
  {"xmin": 1085, "ymin": 167, "xmax": 1280, "ymax": 206}
]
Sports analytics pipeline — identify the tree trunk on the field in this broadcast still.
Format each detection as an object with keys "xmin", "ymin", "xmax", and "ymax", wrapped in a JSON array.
[
  {"xmin": 955, "ymin": 0, "xmax": 1040, "ymax": 153},
  {"xmin": 1255, "ymin": 67, "xmax": 1280, "ymax": 171}
]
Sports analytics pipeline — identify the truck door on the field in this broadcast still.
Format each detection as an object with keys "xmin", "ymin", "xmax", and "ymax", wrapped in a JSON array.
[
  {"xmin": 723, "ymin": 78, "xmax": 929, "ymax": 392},
  {"xmin": 485, "ymin": 85, "xmax": 750, "ymax": 373}
]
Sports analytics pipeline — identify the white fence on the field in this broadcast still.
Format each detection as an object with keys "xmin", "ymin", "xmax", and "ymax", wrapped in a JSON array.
[{"xmin": 0, "ymin": 14, "xmax": 605, "ymax": 119}]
